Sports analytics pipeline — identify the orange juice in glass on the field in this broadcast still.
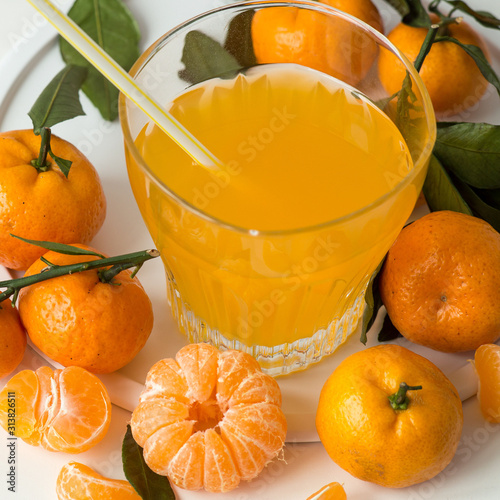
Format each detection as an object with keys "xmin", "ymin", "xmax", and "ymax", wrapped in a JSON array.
[{"xmin": 120, "ymin": 1, "xmax": 436, "ymax": 376}]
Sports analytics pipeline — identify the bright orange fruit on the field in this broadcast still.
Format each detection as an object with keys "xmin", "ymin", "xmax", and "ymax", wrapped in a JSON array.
[
  {"xmin": 18, "ymin": 244, "xmax": 154, "ymax": 373},
  {"xmin": 0, "ymin": 366, "xmax": 111, "ymax": 453},
  {"xmin": 316, "ymin": 344, "xmax": 463, "ymax": 488},
  {"xmin": 306, "ymin": 481, "xmax": 347, "ymax": 499},
  {"xmin": 0, "ymin": 130, "xmax": 106, "ymax": 270},
  {"xmin": 378, "ymin": 15, "xmax": 490, "ymax": 117},
  {"xmin": 474, "ymin": 343, "xmax": 500, "ymax": 423},
  {"xmin": 56, "ymin": 462, "xmax": 140, "ymax": 500},
  {"xmin": 380, "ymin": 211, "xmax": 500, "ymax": 352},
  {"xmin": 251, "ymin": 0, "xmax": 383, "ymax": 86},
  {"xmin": 130, "ymin": 343, "xmax": 287, "ymax": 493},
  {"xmin": 0, "ymin": 299, "xmax": 26, "ymax": 379}
]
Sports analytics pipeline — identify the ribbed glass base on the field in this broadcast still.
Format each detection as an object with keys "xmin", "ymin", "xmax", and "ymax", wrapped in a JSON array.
[{"xmin": 166, "ymin": 277, "xmax": 365, "ymax": 376}]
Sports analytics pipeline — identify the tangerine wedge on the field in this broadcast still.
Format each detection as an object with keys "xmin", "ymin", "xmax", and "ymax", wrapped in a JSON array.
[
  {"xmin": 0, "ymin": 366, "xmax": 111, "ymax": 453},
  {"xmin": 56, "ymin": 462, "xmax": 140, "ymax": 500},
  {"xmin": 307, "ymin": 482, "xmax": 347, "ymax": 500},
  {"xmin": 130, "ymin": 343, "xmax": 287, "ymax": 493},
  {"xmin": 474, "ymin": 344, "xmax": 500, "ymax": 423}
]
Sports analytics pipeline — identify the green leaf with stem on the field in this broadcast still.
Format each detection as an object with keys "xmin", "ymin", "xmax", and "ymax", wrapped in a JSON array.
[
  {"xmin": 60, "ymin": 0, "xmax": 141, "ymax": 121},
  {"xmin": 443, "ymin": 1, "xmax": 500, "ymax": 29},
  {"xmin": 122, "ymin": 425, "xmax": 175, "ymax": 500},
  {"xmin": 434, "ymin": 36, "xmax": 500, "ymax": 98},
  {"xmin": 452, "ymin": 176, "xmax": 500, "ymax": 232},
  {"xmin": 360, "ymin": 258, "xmax": 386, "ymax": 345},
  {"xmin": 28, "ymin": 64, "xmax": 87, "ymax": 134},
  {"xmin": 10, "ymin": 235, "xmax": 106, "ymax": 258},
  {"xmin": 377, "ymin": 313, "xmax": 403, "ymax": 343},
  {"xmin": 0, "ymin": 248, "xmax": 160, "ymax": 304},
  {"xmin": 422, "ymin": 154, "xmax": 473, "ymax": 214},
  {"xmin": 434, "ymin": 122, "xmax": 500, "ymax": 189},
  {"xmin": 179, "ymin": 30, "xmax": 242, "ymax": 85},
  {"xmin": 224, "ymin": 10, "xmax": 257, "ymax": 68},
  {"xmin": 381, "ymin": 0, "xmax": 431, "ymax": 27}
]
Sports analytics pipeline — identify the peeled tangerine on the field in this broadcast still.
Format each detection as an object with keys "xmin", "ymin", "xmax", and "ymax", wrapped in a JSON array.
[
  {"xmin": 0, "ymin": 366, "xmax": 111, "ymax": 453},
  {"xmin": 130, "ymin": 343, "xmax": 287, "ymax": 493},
  {"xmin": 57, "ymin": 462, "xmax": 140, "ymax": 500}
]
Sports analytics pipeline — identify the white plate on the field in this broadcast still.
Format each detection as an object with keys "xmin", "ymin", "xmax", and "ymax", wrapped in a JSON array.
[{"xmin": 1, "ymin": 1, "xmax": 500, "ymax": 499}]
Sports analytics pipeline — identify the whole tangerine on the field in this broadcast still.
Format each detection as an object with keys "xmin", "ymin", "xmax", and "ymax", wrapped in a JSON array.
[
  {"xmin": 130, "ymin": 343, "xmax": 287, "ymax": 493},
  {"xmin": 316, "ymin": 344, "xmax": 463, "ymax": 488},
  {"xmin": 251, "ymin": 0, "xmax": 383, "ymax": 86},
  {"xmin": 0, "ymin": 299, "xmax": 26, "ymax": 379},
  {"xmin": 380, "ymin": 211, "xmax": 500, "ymax": 352},
  {"xmin": 0, "ymin": 130, "xmax": 106, "ymax": 270},
  {"xmin": 18, "ymin": 244, "xmax": 154, "ymax": 373},
  {"xmin": 378, "ymin": 15, "xmax": 490, "ymax": 118}
]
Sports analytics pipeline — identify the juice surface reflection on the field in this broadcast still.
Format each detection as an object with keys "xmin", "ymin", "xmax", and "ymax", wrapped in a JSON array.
[{"xmin": 127, "ymin": 63, "xmax": 423, "ymax": 366}]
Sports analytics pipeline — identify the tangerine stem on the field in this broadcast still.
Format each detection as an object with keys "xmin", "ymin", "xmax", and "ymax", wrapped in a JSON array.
[
  {"xmin": 0, "ymin": 249, "xmax": 160, "ymax": 304},
  {"xmin": 31, "ymin": 127, "xmax": 51, "ymax": 172},
  {"xmin": 388, "ymin": 382, "xmax": 422, "ymax": 410}
]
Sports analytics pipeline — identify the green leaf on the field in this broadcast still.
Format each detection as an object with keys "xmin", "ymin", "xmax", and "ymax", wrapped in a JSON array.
[
  {"xmin": 9, "ymin": 235, "xmax": 105, "ymax": 258},
  {"xmin": 122, "ymin": 425, "xmax": 175, "ymax": 500},
  {"xmin": 377, "ymin": 313, "xmax": 403, "ymax": 342},
  {"xmin": 434, "ymin": 122, "xmax": 500, "ymax": 189},
  {"xmin": 28, "ymin": 65, "xmax": 87, "ymax": 134},
  {"xmin": 360, "ymin": 258, "xmax": 386, "ymax": 345},
  {"xmin": 59, "ymin": 0, "xmax": 141, "ymax": 121},
  {"xmin": 434, "ymin": 36, "xmax": 500, "ymax": 99},
  {"xmin": 423, "ymin": 154, "xmax": 473, "ymax": 214},
  {"xmin": 444, "ymin": 1, "xmax": 500, "ymax": 29},
  {"xmin": 452, "ymin": 177, "xmax": 500, "ymax": 232},
  {"xmin": 474, "ymin": 187, "xmax": 500, "ymax": 209},
  {"xmin": 49, "ymin": 151, "xmax": 72, "ymax": 178},
  {"xmin": 381, "ymin": 0, "xmax": 431, "ymax": 27},
  {"xmin": 224, "ymin": 10, "xmax": 257, "ymax": 68},
  {"xmin": 179, "ymin": 30, "xmax": 242, "ymax": 85}
]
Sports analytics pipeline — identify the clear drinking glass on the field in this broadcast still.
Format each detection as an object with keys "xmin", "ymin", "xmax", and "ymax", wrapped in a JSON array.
[{"xmin": 120, "ymin": 0, "xmax": 436, "ymax": 376}]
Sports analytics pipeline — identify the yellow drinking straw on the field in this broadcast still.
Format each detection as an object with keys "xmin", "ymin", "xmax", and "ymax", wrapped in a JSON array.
[{"xmin": 26, "ymin": 0, "xmax": 222, "ymax": 170}]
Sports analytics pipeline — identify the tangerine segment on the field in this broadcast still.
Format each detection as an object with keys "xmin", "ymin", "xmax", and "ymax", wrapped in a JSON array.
[
  {"xmin": 139, "ymin": 358, "xmax": 189, "ymax": 404},
  {"xmin": 56, "ymin": 462, "xmax": 140, "ymax": 500},
  {"xmin": 175, "ymin": 343, "xmax": 218, "ymax": 403},
  {"xmin": 0, "ymin": 366, "xmax": 111, "ymax": 453},
  {"xmin": 306, "ymin": 482, "xmax": 347, "ymax": 500},
  {"xmin": 131, "ymin": 343, "xmax": 287, "ymax": 492},
  {"xmin": 0, "ymin": 369, "xmax": 39, "ymax": 439},
  {"xmin": 474, "ymin": 344, "xmax": 500, "ymax": 423},
  {"xmin": 220, "ymin": 403, "xmax": 287, "ymax": 481}
]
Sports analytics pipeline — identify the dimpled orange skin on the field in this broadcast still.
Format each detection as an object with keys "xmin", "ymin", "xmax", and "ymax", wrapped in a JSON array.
[
  {"xmin": 0, "ymin": 299, "xmax": 26, "ymax": 379},
  {"xmin": 316, "ymin": 344, "xmax": 463, "ymax": 488},
  {"xmin": 251, "ymin": 0, "xmax": 383, "ymax": 86},
  {"xmin": 0, "ymin": 130, "xmax": 106, "ymax": 270},
  {"xmin": 17, "ymin": 244, "xmax": 154, "ymax": 373},
  {"xmin": 378, "ymin": 15, "xmax": 490, "ymax": 117},
  {"xmin": 380, "ymin": 211, "xmax": 500, "ymax": 352}
]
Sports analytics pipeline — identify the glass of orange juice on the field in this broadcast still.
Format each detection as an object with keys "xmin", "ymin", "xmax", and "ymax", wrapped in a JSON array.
[{"xmin": 120, "ymin": 1, "xmax": 436, "ymax": 376}]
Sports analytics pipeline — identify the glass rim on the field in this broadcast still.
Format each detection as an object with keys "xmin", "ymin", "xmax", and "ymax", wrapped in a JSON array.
[{"xmin": 119, "ymin": 0, "xmax": 437, "ymax": 238}]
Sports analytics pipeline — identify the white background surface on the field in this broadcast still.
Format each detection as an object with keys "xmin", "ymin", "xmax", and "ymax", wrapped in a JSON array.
[{"xmin": 1, "ymin": 0, "xmax": 500, "ymax": 499}]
